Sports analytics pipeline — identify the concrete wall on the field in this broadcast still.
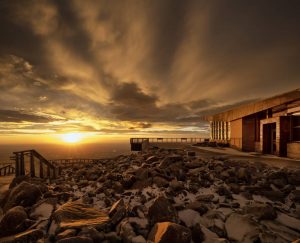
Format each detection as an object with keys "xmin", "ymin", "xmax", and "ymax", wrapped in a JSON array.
[
  {"xmin": 230, "ymin": 118, "xmax": 242, "ymax": 149},
  {"xmin": 287, "ymin": 142, "xmax": 300, "ymax": 159}
]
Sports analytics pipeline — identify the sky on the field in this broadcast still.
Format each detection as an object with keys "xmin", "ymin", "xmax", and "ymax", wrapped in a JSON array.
[{"xmin": 0, "ymin": 0, "xmax": 300, "ymax": 144}]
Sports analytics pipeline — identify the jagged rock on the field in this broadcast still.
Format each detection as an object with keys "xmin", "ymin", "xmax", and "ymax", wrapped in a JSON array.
[
  {"xmin": 56, "ymin": 236, "xmax": 94, "ymax": 243},
  {"xmin": 0, "ymin": 229, "xmax": 43, "ymax": 243},
  {"xmin": 109, "ymin": 199, "xmax": 127, "ymax": 225},
  {"xmin": 49, "ymin": 201, "xmax": 110, "ymax": 233},
  {"xmin": 146, "ymin": 156, "xmax": 160, "ymax": 164},
  {"xmin": 159, "ymin": 155, "xmax": 183, "ymax": 169},
  {"xmin": 225, "ymin": 213, "xmax": 260, "ymax": 242},
  {"xmin": 4, "ymin": 181, "xmax": 42, "ymax": 211},
  {"xmin": 243, "ymin": 202, "xmax": 277, "ymax": 220},
  {"xmin": 148, "ymin": 197, "xmax": 178, "ymax": 225},
  {"xmin": 148, "ymin": 222, "xmax": 191, "ymax": 243}
]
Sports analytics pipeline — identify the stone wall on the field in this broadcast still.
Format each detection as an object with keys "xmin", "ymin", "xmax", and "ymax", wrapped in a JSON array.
[{"xmin": 287, "ymin": 142, "xmax": 300, "ymax": 159}]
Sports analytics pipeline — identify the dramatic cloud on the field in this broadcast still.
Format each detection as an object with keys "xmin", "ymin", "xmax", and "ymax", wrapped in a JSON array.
[{"xmin": 0, "ymin": 0, "xmax": 299, "ymax": 137}]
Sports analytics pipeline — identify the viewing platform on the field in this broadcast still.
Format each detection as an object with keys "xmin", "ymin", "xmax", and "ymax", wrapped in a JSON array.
[{"xmin": 130, "ymin": 137, "xmax": 209, "ymax": 151}]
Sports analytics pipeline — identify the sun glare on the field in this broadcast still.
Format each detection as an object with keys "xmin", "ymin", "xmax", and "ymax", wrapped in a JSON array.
[{"xmin": 61, "ymin": 133, "xmax": 83, "ymax": 143}]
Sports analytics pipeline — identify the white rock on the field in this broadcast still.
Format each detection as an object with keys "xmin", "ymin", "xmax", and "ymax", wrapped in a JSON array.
[
  {"xmin": 225, "ymin": 213, "xmax": 259, "ymax": 242},
  {"xmin": 30, "ymin": 202, "xmax": 54, "ymax": 220},
  {"xmin": 178, "ymin": 209, "xmax": 201, "ymax": 227}
]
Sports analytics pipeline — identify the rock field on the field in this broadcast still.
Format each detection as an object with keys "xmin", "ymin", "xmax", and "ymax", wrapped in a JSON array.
[{"xmin": 0, "ymin": 147, "xmax": 300, "ymax": 242}]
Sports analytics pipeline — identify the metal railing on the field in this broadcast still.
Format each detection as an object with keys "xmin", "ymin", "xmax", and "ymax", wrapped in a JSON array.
[
  {"xmin": 0, "ymin": 164, "xmax": 15, "ymax": 176},
  {"xmin": 49, "ymin": 158, "xmax": 98, "ymax": 167},
  {"xmin": 130, "ymin": 137, "xmax": 209, "ymax": 144}
]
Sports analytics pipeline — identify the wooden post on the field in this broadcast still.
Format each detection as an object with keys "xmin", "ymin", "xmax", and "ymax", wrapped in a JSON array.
[
  {"xmin": 20, "ymin": 152, "xmax": 25, "ymax": 176},
  {"xmin": 15, "ymin": 153, "xmax": 20, "ymax": 176},
  {"xmin": 40, "ymin": 162, "xmax": 44, "ymax": 178},
  {"xmin": 30, "ymin": 152, "xmax": 35, "ymax": 177}
]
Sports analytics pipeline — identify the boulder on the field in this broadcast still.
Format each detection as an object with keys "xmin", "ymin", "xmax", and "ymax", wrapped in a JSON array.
[
  {"xmin": 243, "ymin": 202, "xmax": 277, "ymax": 220},
  {"xmin": 0, "ymin": 206, "xmax": 28, "ymax": 237},
  {"xmin": 49, "ymin": 201, "xmax": 110, "ymax": 233},
  {"xmin": 225, "ymin": 213, "xmax": 260, "ymax": 242},
  {"xmin": 148, "ymin": 197, "xmax": 178, "ymax": 225},
  {"xmin": 4, "ymin": 181, "xmax": 42, "ymax": 211},
  {"xmin": 148, "ymin": 222, "xmax": 191, "ymax": 243},
  {"xmin": 178, "ymin": 209, "xmax": 201, "ymax": 227}
]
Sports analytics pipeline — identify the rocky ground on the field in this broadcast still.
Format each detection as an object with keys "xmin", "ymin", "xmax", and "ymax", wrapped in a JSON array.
[{"xmin": 0, "ymin": 147, "xmax": 300, "ymax": 243}]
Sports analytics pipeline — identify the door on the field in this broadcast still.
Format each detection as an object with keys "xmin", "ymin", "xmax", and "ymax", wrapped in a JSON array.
[{"xmin": 263, "ymin": 123, "xmax": 276, "ymax": 154}]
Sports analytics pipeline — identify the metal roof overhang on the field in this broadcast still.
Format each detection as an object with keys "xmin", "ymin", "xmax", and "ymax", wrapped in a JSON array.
[{"xmin": 202, "ymin": 88, "xmax": 300, "ymax": 122}]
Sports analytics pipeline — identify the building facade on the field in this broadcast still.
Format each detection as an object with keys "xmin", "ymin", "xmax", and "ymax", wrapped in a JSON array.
[{"xmin": 204, "ymin": 89, "xmax": 300, "ymax": 159}]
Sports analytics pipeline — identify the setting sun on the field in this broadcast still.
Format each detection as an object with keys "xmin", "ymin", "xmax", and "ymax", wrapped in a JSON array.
[{"xmin": 61, "ymin": 133, "xmax": 83, "ymax": 143}]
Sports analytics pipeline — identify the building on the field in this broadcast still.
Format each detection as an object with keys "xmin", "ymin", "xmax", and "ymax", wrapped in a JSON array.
[{"xmin": 203, "ymin": 89, "xmax": 300, "ymax": 159}]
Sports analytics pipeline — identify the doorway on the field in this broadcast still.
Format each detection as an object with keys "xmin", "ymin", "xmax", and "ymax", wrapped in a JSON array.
[{"xmin": 263, "ymin": 123, "xmax": 276, "ymax": 154}]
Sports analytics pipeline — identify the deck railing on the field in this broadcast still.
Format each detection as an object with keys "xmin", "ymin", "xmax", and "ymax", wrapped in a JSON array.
[
  {"xmin": 12, "ymin": 150, "xmax": 60, "ymax": 179},
  {"xmin": 130, "ymin": 137, "xmax": 209, "ymax": 144}
]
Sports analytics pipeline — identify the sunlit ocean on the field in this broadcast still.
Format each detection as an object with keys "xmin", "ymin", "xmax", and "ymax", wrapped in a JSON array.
[{"xmin": 0, "ymin": 142, "xmax": 131, "ymax": 164}]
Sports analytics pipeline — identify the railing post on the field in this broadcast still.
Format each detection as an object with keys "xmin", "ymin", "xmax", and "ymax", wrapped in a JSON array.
[
  {"xmin": 20, "ymin": 152, "xmax": 25, "ymax": 176},
  {"xmin": 40, "ymin": 161, "xmax": 44, "ymax": 178},
  {"xmin": 30, "ymin": 152, "xmax": 35, "ymax": 177},
  {"xmin": 15, "ymin": 153, "xmax": 20, "ymax": 176}
]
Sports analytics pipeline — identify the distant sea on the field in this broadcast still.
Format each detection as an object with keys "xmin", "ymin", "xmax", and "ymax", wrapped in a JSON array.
[{"xmin": 0, "ymin": 142, "xmax": 131, "ymax": 164}]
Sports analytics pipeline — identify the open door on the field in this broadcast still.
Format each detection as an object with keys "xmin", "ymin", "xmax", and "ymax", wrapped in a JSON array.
[{"xmin": 263, "ymin": 123, "xmax": 276, "ymax": 154}]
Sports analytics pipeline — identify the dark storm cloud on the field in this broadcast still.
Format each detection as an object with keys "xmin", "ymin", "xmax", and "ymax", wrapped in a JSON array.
[{"xmin": 0, "ymin": 0, "xmax": 299, "ymax": 135}]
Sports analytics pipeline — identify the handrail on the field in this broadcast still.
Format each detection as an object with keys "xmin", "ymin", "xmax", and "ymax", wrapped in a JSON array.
[
  {"xmin": 130, "ymin": 137, "xmax": 210, "ymax": 144},
  {"xmin": 0, "ymin": 164, "xmax": 15, "ymax": 176},
  {"xmin": 12, "ymin": 149, "xmax": 60, "ymax": 179}
]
